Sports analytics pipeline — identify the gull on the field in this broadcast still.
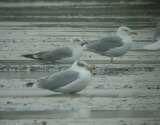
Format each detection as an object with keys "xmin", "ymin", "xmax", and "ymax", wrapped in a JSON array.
[
  {"xmin": 25, "ymin": 61, "xmax": 95, "ymax": 94},
  {"xmin": 80, "ymin": 26, "xmax": 137, "ymax": 62},
  {"xmin": 21, "ymin": 39, "xmax": 85, "ymax": 64},
  {"xmin": 143, "ymin": 24, "xmax": 160, "ymax": 50}
]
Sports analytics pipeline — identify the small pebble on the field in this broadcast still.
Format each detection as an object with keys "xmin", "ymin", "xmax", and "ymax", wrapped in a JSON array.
[
  {"xmin": 95, "ymin": 84, "xmax": 104, "ymax": 89},
  {"xmin": 0, "ymin": 84, "xmax": 5, "ymax": 88},
  {"xmin": 6, "ymin": 101, "xmax": 12, "ymax": 104},
  {"xmin": 123, "ymin": 85, "xmax": 133, "ymax": 88},
  {"xmin": 42, "ymin": 121, "xmax": 47, "ymax": 125},
  {"xmin": 147, "ymin": 87, "xmax": 151, "ymax": 90},
  {"xmin": 156, "ymin": 86, "xmax": 160, "ymax": 89}
]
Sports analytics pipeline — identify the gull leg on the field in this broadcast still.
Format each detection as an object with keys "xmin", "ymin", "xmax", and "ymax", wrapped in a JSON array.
[{"xmin": 110, "ymin": 57, "xmax": 114, "ymax": 63}]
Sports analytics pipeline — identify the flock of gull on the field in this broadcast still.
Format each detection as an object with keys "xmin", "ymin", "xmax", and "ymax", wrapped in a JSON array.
[{"xmin": 23, "ymin": 25, "xmax": 160, "ymax": 94}]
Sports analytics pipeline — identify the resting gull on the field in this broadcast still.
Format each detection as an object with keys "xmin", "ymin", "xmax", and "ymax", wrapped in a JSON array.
[
  {"xmin": 21, "ymin": 40, "xmax": 85, "ymax": 64},
  {"xmin": 143, "ymin": 24, "xmax": 160, "ymax": 50},
  {"xmin": 80, "ymin": 26, "xmax": 137, "ymax": 62},
  {"xmin": 25, "ymin": 61, "xmax": 95, "ymax": 94}
]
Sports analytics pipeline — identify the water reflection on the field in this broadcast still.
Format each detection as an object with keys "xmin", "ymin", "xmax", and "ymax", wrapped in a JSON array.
[{"xmin": 0, "ymin": 71, "xmax": 52, "ymax": 79}]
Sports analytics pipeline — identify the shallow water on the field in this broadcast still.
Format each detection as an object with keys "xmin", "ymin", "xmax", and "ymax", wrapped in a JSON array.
[
  {"xmin": 0, "ymin": 72, "xmax": 52, "ymax": 79},
  {"xmin": 90, "ymin": 110, "xmax": 160, "ymax": 118},
  {"xmin": 0, "ymin": 110, "xmax": 74, "ymax": 119},
  {"xmin": 0, "ymin": 110, "xmax": 160, "ymax": 119}
]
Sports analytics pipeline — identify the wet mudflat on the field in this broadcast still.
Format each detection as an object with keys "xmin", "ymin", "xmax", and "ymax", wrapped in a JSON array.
[{"xmin": 0, "ymin": 0, "xmax": 160, "ymax": 125}]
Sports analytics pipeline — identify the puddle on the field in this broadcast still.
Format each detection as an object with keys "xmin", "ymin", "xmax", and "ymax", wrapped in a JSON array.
[
  {"xmin": 1, "ymin": 110, "xmax": 159, "ymax": 119},
  {"xmin": 90, "ymin": 110, "xmax": 160, "ymax": 118},
  {"xmin": 0, "ymin": 72, "xmax": 51, "ymax": 79},
  {"xmin": 0, "ymin": 110, "xmax": 75, "ymax": 119}
]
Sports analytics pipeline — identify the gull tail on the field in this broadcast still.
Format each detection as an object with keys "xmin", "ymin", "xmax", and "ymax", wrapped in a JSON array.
[
  {"xmin": 21, "ymin": 53, "xmax": 39, "ymax": 59},
  {"xmin": 25, "ymin": 82, "xmax": 35, "ymax": 87}
]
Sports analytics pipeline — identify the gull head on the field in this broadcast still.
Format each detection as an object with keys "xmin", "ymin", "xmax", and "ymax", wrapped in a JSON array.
[
  {"xmin": 71, "ymin": 38, "xmax": 88, "ymax": 50},
  {"xmin": 117, "ymin": 26, "xmax": 137, "ymax": 38},
  {"xmin": 72, "ymin": 61, "xmax": 96, "ymax": 75},
  {"xmin": 71, "ymin": 37, "xmax": 88, "ymax": 47},
  {"xmin": 71, "ymin": 37, "xmax": 85, "ymax": 45}
]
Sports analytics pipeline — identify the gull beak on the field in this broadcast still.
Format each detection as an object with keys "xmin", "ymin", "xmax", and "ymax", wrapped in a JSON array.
[
  {"xmin": 87, "ymin": 64, "xmax": 96, "ymax": 75},
  {"xmin": 80, "ymin": 40, "xmax": 88, "ymax": 47}
]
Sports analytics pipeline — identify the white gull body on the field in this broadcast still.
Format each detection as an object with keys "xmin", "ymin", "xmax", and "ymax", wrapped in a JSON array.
[
  {"xmin": 22, "ymin": 41, "xmax": 85, "ymax": 64},
  {"xmin": 28, "ymin": 61, "xmax": 92, "ymax": 93},
  {"xmin": 81, "ymin": 26, "xmax": 137, "ymax": 62}
]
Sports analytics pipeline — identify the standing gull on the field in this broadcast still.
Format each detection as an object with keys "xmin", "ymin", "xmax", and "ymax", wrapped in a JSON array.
[
  {"xmin": 80, "ymin": 26, "xmax": 137, "ymax": 62},
  {"xmin": 143, "ymin": 24, "xmax": 160, "ymax": 50},
  {"xmin": 26, "ymin": 61, "xmax": 95, "ymax": 94},
  {"xmin": 21, "ymin": 40, "xmax": 85, "ymax": 64}
]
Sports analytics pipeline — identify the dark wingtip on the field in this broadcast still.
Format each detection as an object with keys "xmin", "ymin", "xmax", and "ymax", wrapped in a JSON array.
[
  {"xmin": 21, "ymin": 54, "xmax": 35, "ymax": 59},
  {"xmin": 25, "ymin": 82, "xmax": 35, "ymax": 87}
]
